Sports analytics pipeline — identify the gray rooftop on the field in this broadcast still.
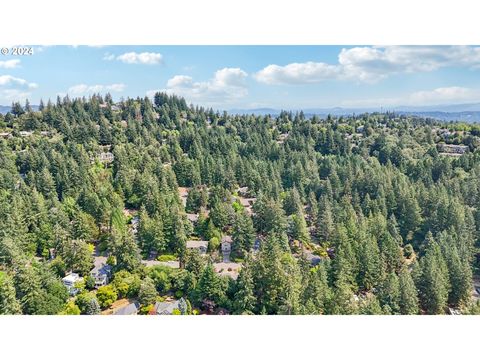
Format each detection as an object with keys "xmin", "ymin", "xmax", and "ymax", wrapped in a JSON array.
[{"xmin": 113, "ymin": 302, "xmax": 139, "ymax": 315}]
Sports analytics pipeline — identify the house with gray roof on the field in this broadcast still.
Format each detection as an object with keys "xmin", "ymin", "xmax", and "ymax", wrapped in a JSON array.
[
  {"xmin": 151, "ymin": 298, "xmax": 188, "ymax": 315},
  {"xmin": 113, "ymin": 301, "xmax": 140, "ymax": 315},
  {"xmin": 186, "ymin": 240, "xmax": 208, "ymax": 254}
]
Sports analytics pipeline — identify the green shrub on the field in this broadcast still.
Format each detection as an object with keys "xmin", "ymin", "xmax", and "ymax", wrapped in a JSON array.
[
  {"xmin": 59, "ymin": 300, "xmax": 81, "ymax": 315},
  {"xmin": 85, "ymin": 275, "xmax": 96, "ymax": 290},
  {"xmin": 172, "ymin": 308, "xmax": 181, "ymax": 315},
  {"xmin": 208, "ymin": 236, "xmax": 220, "ymax": 252},
  {"xmin": 157, "ymin": 254, "xmax": 177, "ymax": 262},
  {"xmin": 96, "ymin": 285, "xmax": 118, "ymax": 309}
]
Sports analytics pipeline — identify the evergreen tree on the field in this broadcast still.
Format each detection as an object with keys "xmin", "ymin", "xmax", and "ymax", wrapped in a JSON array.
[
  {"xmin": 138, "ymin": 277, "xmax": 158, "ymax": 307},
  {"xmin": 233, "ymin": 258, "xmax": 256, "ymax": 314},
  {"xmin": 416, "ymin": 233, "xmax": 449, "ymax": 314},
  {"xmin": 316, "ymin": 195, "xmax": 335, "ymax": 243},
  {"xmin": 0, "ymin": 271, "xmax": 22, "ymax": 314},
  {"xmin": 398, "ymin": 267, "xmax": 419, "ymax": 315},
  {"xmin": 377, "ymin": 272, "xmax": 400, "ymax": 314},
  {"xmin": 232, "ymin": 211, "xmax": 255, "ymax": 258}
]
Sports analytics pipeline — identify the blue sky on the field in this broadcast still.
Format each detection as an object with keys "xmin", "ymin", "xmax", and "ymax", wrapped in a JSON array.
[{"xmin": 2, "ymin": 45, "xmax": 480, "ymax": 110}]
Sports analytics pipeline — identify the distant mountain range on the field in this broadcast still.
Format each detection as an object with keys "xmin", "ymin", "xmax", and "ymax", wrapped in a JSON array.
[
  {"xmin": 2, "ymin": 103, "xmax": 480, "ymax": 122},
  {"xmin": 228, "ymin": 103, "xmax": 480, "ymax": 122},
  {"xmin": 0, "ymin": 105, "xmax": 39, "ymax": 114},
  {"xmin": 0, "ymin": 105, "xmax": 11, "ymax": 114}
]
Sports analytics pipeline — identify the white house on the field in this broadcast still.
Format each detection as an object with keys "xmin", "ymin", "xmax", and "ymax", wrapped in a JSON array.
[
  {"xmin": 97, "ymin": 152, "xmax": 114, "ymax": 164},
  {"xmin": 90, "ymin": 264, "xmax": 112, "ymax": 288},
  {"xmin": 62, "ymin": 273, "xmax": 83, "ymax": 296}
]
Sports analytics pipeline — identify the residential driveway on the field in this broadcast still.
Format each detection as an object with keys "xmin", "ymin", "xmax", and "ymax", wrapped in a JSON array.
[
  {"xmin": 93, "ymin": 245, "xmax": 108, "ymax": 272},
  {"xmin": 141, "ymin": 260, "xmax": 180, "ymax": 268}
]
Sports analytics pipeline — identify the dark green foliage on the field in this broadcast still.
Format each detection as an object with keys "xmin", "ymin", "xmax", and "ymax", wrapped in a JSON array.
[
  {"xmin": 196, "ymin": 263, "xmax": 227, "ymax": 309},
  {"xmin": 138, "ymin": 277, "xmax": 158, "ymax": 306},
  {"xmin": 75, "ymin": 292, "xmax": 101, "ymax": 315},
  {"xmin": 398, "ymin": 267, "xmax": 419, "ymax": 315},
  {"xmin": 1, "ymin": 93, "xmax": 479, "ymax": 315},
  {"xmin": 233, "ymin": 258, "xmax": 256, "ymax": 314},
  {"xmin": 232, "ymin": 211, "xmax": 255, "ymax": 258},
  {"xmin": 415, "ymin": 234, "xmax": 450, "ymax": 314}
]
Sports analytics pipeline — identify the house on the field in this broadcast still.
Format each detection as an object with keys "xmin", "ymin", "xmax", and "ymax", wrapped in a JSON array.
[
  {"xmin": 91, "ymin": 251, "xmax": 112, "ymax": 288},
  {"xmin": 237, "ymin": 186, "xmax": 249, "ymax": 197},
  {"xmin": 178, "ymin": 187, "xmax": 189, "ymax": 207},
  {"xmin": 62, "ymin": 273, "xmax": 83, "ymax": 296},
  {"xmin": 221, "ymin": 235, "xmax": 232, "ymax": 253},
  {"xmin": 186, "ymin": 213, "xmax": 199, "ymax": 223},
  {"xmin": 0, "ymin": 132, "xmax": 12, "ymax": 139},
  {"xmin": 151, "ymin": 298, "xmax": 187, "ymax": 315},
  {"xmin": 131, "ymin": 216, "xmax": 139, "ymax": 234},
  {"xmin": 238, "ymin": 197, "xmax": 256, "ymax": 215},
  {"xmin": 186, "ymin": 240, "xmax": 208, "ymax": 254},
  {"xmin": 97, "ymin": 152, "xmax": 114, "ymax": 164},
  {"xmin": 276, "ymin": 133, "xmax": 289, "ymax": 144},
  {"xmin": 303, "ymin": 250, "xmax": 322, "ymax": 266},
  {"xmin": 113, "ymin": 301, "xmax": 140, "ymax": 315},
  {"xmin": 19, "ymin": 131, "xmax": 33, "ymax": 137},
  {"xmin": 437, "ymin": 143, "xmax": 468, "ymax": 156},
  {"xmin": 90, "ymin": 263, "xmax": 112, "ymax": 288},
  {"xmin": 221, "ymin": 235, "xmax": 232, "ymax": 261}
]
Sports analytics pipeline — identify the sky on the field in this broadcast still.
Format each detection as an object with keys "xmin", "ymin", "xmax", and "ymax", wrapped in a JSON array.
[{"xmin": 2, "ymin": 45, "xmax": 480, "ymax": 110}]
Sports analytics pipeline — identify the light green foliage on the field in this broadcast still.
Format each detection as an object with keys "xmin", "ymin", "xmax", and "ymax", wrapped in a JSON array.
[
  {"xmin": 112, "ymin": 270, "xmax": 141, "ymax": 298},
  {"xmin": 96, "ymin": 285, "xmax": 118, "ymax": 309}
]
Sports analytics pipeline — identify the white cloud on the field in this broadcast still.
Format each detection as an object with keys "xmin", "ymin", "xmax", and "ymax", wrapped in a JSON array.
[
  {"xmin": 408, "ymin": 86, "xmax": 479, "ymax": 105},
  {"xmin": 0, "ymin": 74, "xmax": 38, "ymax": 103},
  {"xmin": 116, "ymin": 52, "xmax": 163, "ymax": 65},
  {"xmin": 167, "ymin": 75, "xmax": 194, "ymax": 88},
  {"xmin": 255, "ymin": 62, "xmax": 341, "ymax": 85},
  {"xmin": 255, "ymin": 46, "xmax": 480, "ymax": 85},
  {"xmin": 0, "ymin": 75, "xmax": 37, "ymax": 88},
  {"xmin": 67, "ymin": 83, "xmax": 126, "ymax": 95},
  {"xmin": 0, "ymin": 89, "xmax": 32, "ymax": 102},
  {"xmin": 0, "ymin": 59, "xmax": 21, "ymax": 69},
  {"xmin": 341, "ymin": 86, "xmax": 480, "ymax": 108},
  {"xmin": 152, "ymin": 67, "xmax": 248, "ymax": 105}
]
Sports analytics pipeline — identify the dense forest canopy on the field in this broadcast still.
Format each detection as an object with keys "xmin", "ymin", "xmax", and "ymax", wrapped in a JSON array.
[{"xmin": 1, "ymin": 92, "xmax": 480, "ymax": 315}]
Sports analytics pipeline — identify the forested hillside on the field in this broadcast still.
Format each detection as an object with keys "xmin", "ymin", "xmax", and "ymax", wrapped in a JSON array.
[{"xmin": 1, "ymin": 93, "xmax": 480, "ymax": 315}]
